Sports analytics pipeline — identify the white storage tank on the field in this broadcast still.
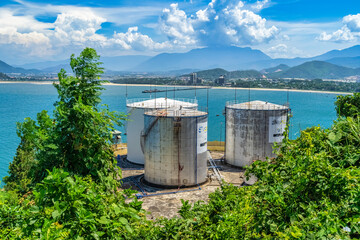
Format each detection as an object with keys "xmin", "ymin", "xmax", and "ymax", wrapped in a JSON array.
[
  {"xmin": 225, "ymin": 100, "xmax": 289, "ymax": 167},
  {"xmin": 142, "ymin": 109, "xmax": 208, "ymax": 187},
  {"xmin": 126, "ymin": 98, "xmax": 197, "ymax": 165}
]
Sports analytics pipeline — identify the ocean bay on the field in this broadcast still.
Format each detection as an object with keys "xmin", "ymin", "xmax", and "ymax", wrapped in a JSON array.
[{"xmin": 0, "ymin": 83, "xmax": 338, "ymax": 180}]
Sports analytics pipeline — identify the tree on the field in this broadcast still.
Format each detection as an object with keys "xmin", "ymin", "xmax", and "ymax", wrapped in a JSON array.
[{"xmin": 4, "ymin": 48, "xmax": 126, "ymax": 191}]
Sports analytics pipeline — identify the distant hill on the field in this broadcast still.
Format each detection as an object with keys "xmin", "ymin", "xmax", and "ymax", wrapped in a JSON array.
[
  {"xmin": 135, "ymin": 46, "xmax": 272, "ymax": 72},
  {"xmin": 229, "ymin": 70, "xmax": 264, "ymax": 79},
  {"xmin": 261, "ymin": 64, "xmax": 290, "ymax": 74},
  {"xmin": 314, "ymin": 45, "xmax": 360, "ymax": 60},
  {"xmin": 189, "ymin": 68, "xmax": 263, "ymax": 80},
  {"xmin": 0, "ymin": 60, "xmax": 41, "ymax": 74},
  {"xmin": 268, "ymin": 61, "xmax": 360, "ymax": 79},
  {"xmin": 257, "ymin": 45, "xmax": 360, "ymax": 70},
  {"xmin": 325, "ymin": 56, "xmax": 360, "ymax": 68},
  {"xmin": 195, "ymin": 68, "xmax": 228, "ymax": 80},
  {"xmin": 0, "ymin": 72, "xmax": 10, "ymax": 79}
]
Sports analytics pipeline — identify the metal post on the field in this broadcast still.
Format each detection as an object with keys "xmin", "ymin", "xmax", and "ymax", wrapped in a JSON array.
[
  {"xmin": 207, "ymin": 87, "xmax": 209, "ymax": 111},
  {"xmin": 125, "ymin": 83, "xmax": 128, "ymax": 98}
]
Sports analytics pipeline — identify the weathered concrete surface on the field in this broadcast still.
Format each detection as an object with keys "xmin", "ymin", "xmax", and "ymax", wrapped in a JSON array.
[
  {"xmin": 225, "ymin": 101, "xmax": 289, "ymax": 167},
  {"xmin": 119, "ymin": 151, "xmax": 245, "ymax": 219}
]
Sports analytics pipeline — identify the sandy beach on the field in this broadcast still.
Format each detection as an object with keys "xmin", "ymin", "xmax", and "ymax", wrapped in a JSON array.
[{"xmin": 0, "ymin": 80, "xmax": 352, "ymax": 95}]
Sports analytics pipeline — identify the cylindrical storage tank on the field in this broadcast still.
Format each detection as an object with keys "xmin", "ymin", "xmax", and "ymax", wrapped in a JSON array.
[
  {"xmin": 126, "ymin": 98, "xmax": 197, "ymax": 165},
  {"xmin": 143, "ymin": 109, "xmax": 208, "ymax": 187},
  {"xmin": 225, "ymin": 100, "xmax": 289, "ymax": 167}
]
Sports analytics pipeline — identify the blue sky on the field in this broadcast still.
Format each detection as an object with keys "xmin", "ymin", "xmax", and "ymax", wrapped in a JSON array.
[{"xmin": 0, "ymin": 0, "xmax": 360, "ymax": 64}]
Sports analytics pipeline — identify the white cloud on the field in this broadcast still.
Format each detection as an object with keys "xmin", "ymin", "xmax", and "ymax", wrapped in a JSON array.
[
  {"xmin": 317, "ymin": 13, "xmax": 360, "ymax": 42},
  {"xmin": 112, "ymin": 27, "xmax": 171, "ymax": 50},
  {"xmin": 0, "ymin": 9, "xmax": 51, "ymax": 56},
  {"xmin": 265, "ymin": 43, "xmax": 303, "ymax": 58},
  {"xmin": 317, "ymin": 26, "xmax": 356, "ymax": 42},
  {"xmin": 0, "ymin": 9, "xmax": 51, "ymax": 31},
  {"xmin": 159, "ymin": 0, "xmax": 278, "ymax": 47},
  {"xmin": 343, "ymin": 14, "xmax": 360, "ymax": 32},
  {"xmin": 0, "ymin": 27, "xmax": 51, "ymax": 56},
  {"xmin": 52, "ymin": 9, "xmax": 107, "ymax": 46},
  {"xmin": 250, "ymin": 0, "xmax": 270, "ymax": 12},
  {"xmin": 222, "ymin": 2, "xmax": 278, "ymax": 44},
  {"xmin": 267, "ymin": 43, "xmax": 287, "ymax": 53},
  {"xmin": 160, "ymin": 3, "xmax": 197, "ymax": 46}
]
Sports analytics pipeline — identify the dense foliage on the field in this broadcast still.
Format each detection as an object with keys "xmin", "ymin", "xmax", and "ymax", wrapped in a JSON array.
[
  {"xmin": 336, "ymin": 92, "xmax": 360, "ymax": 118},
  {"xmin": 192, "ymin": 68, "xmax": 263, "ymax": 80},
  {"xmin": 234, "ymin": 78, "xmax": 360, "ymax": 92},
  {"xmin": 2, "ymin": 48, "xmax": 360, "ymax": 239},
  {"xmin": 1, "ymin": 168, "xmax": 144, "ymax": 239}
]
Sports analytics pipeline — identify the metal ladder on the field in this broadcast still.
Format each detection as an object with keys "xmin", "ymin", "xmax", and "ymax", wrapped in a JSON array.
[{"xmin": 207, "ymin": 151, "xmax": 224, "ymax": 185}]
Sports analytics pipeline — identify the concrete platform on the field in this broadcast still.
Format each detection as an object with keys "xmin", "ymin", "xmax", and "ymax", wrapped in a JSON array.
[{"xmin": 118, "ymin": 151, "xmax": 246, "ymax": 219}]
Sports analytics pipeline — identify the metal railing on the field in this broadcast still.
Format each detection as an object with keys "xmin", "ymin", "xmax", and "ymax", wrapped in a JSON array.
[
  {"xmin": 126, "ymin": 98, "xmax": 198, "ymax": 108},
  {"xmin": 144, "ymin": 107, "xmax": 208, "ymax": 118},
  {"xmin": 226, "ymin": 100, "xmax": 289, "ymax": 110}
]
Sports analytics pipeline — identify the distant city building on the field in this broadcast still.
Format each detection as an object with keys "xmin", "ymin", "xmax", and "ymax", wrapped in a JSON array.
[
  {"xmin": 190, "ymin": 72, "xmax": 197, "ymax": 84},
  {"xmin": 215, "ymin": 75, "xmax": 226, "ymax": 85},
  {"xmin": 196, "ymin": 78, "xmax": 204, "ymax": 84}
]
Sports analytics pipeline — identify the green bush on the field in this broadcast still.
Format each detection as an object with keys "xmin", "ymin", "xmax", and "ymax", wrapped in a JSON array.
[
  {"xmin": 1, "ymin": 168, "xmax": 145, "ymax": 239},
  {"xmin": 336, "ymin": 93, "xmax": 360, "ymax": 118}
]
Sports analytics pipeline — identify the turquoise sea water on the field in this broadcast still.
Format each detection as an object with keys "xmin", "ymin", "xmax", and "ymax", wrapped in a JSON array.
[{"xmin": 0, "ymin": 83, "xmax": 339, "ymax": 180}]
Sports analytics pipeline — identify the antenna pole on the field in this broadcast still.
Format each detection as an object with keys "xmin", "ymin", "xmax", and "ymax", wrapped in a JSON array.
[
  {"xmin": 235, "ymin": 86, "xmax": 237, "ymax": 103},
  {"xmin": 287, "ymin": 88, "xmax": 289, "ymax": 107},
  {"xmin": 150, "ymin": 83, "xmax": 152, "ymax": 99},
  {"xmin": 125, "ymin": 83, "xmax": 128, "ymax": 99},
  {"xmin": 207, "ymin": 87, "xmax": 209, "ymax": 111},
  {"xmin": 248, "ymin": 80, "xmax": 251, "ymax": 109},
  {"xmin": 165, "ymin": 84, "xmax": 167, "ymax": 99},
  {"xmin": 194, "ymin": 81, "xmax": 197, "ymax": 99},
  {"xmin": 154, "ymin": 79, "xmax": 157, "ymax": 108}
]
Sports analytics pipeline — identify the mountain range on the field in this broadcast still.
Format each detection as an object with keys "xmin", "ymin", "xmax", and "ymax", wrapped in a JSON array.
[
  {"xmin": 0, "ymin": 60, "xmax": 41, "ymax": 74},
  {"xmin": 267, "ymin": 61, "xmax": 360, "ymax": 79},
  {"xmin": 2, "ymin": 45, "xmax": 360, "ymax": 79},
  {"xmin": 194, "ymin": 61, "xmax": 360, "ymax": 80}
]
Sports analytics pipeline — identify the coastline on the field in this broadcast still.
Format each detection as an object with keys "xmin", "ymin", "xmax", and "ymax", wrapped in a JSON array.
[
  {"xmin": 0, "ymin": 80, "xmax": 56, "ymax": 85},
  {"xmin": 0, "ymin": 80, "xmax": 352, "ymax": 95}
]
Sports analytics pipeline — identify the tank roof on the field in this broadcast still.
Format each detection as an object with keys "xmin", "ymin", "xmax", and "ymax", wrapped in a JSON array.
[
  {"xmin": 127, "ymin": 97, "xmax": 197, "ymax": 109},
  {"xmin": 227, "ymin": 100, "xmax": 289, "ymax": 110},
  {"xmin": 145, "ymin": 108, "xmax": 207, "ymax": 117}
]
